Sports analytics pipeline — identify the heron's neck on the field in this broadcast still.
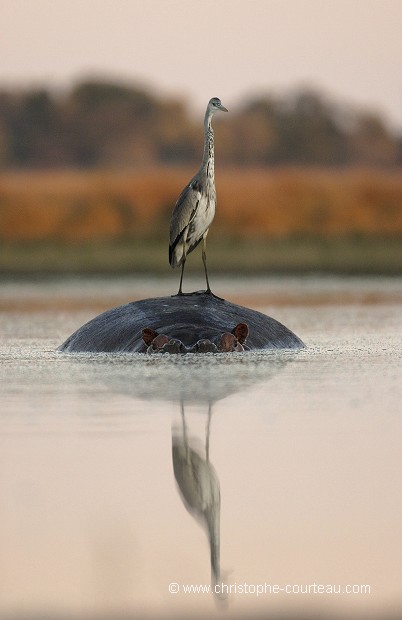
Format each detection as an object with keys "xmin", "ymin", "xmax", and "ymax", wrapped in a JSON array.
[{"xmin": 202, "ymin": 111, "xmax": 215, "ymax": 174}]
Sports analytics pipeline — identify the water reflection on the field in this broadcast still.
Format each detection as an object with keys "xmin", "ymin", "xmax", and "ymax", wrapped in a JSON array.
[
  {"xmin": 66, "ymin": 351, "xmax": 294, "ymax": 403},
  {"xmin": 61, "ymin": 352, "xmax": 295, "ymax": 605},
  {"xmin": 172, "ymin": 402, "xmax": 224, "ymax": 600}
]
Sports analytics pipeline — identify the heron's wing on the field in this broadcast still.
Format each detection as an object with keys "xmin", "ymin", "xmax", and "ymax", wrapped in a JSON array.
[{"xmin": 169, "ymin": 178, "xmax": 202, "ymax": 260}]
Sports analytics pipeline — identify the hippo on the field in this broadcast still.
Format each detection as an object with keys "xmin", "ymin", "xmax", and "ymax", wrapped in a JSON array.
[{"xmin": 58, "ymin": 291, "xmax": 305, "ymax": 353}]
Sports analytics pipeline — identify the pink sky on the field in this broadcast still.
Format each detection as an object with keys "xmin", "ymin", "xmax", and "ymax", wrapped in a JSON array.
[{"xmin": 1, "ymin": 0, "xmax": 401, "ymax": 128}]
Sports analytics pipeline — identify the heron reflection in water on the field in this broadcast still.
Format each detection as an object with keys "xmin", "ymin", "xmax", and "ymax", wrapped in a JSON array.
[{"xmin": 172, "ymin": 401, "xmax": 226, "ymax": 601}]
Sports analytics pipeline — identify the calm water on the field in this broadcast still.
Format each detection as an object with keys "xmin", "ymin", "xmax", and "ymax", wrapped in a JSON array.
[{"xmin": 0, "ymin": 275, "xmax": 401, "ymax": 619}]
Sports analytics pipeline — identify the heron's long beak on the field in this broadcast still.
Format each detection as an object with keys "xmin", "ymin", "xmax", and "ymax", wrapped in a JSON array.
[{"xmin": 219, "ymin": 105, "xmax": 228, "ymax": 112}]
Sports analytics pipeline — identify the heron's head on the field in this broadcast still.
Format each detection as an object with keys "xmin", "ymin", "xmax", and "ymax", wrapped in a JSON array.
[{"xmin": 208, "ymin": 97, "xmax": 228, "ymax": 113}]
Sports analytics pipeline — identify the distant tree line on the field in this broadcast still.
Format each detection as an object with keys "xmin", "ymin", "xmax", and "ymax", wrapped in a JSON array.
[{"xmin": 0, "ymin": 79, "xmax": 400, "ymax": 168}]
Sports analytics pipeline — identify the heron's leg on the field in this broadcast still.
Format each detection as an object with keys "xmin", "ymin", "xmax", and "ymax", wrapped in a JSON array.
[
  {"xmin": 177, "ymin": 236, "xmax": 187, "ymax": 295},
  {"xmin": 202, "ymin": 234, "xmax": 211, "ymax": 293},
  {"xmin": 178, "ymin": 259, "xmax": 186, "ymax": 295},
  {"xmin": 202, "ymin": 233, "xmax": 223, "ymax": 299}
]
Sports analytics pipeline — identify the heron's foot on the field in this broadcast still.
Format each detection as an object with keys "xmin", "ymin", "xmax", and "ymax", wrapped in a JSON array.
[
  {"xmin": 172, "ymin": 289, "xmax": 224, "ymax": 299},
  {"xmin": 172, "ymin": 291, "xmax": 199, "ymax": 297},
  {"xmin": 205, "ymin": 289, "xmax": 224, "ymax": 301}
]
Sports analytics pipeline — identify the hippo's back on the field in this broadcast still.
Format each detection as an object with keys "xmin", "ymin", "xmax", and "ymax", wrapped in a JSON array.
[{"xmin": 58, "ymin": 293, "xmax": 305, "ymax": 353}]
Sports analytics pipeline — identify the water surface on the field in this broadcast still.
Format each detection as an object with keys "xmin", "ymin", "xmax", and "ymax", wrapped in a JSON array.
[{"xmin": 0, "ymin": 276, "xmax": 401, "ymax": 619}]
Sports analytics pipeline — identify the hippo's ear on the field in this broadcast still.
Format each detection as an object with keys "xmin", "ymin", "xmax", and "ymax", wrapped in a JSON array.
[
  {"xmin": 142, "ymin": 327, "xmax": 158, "ymax": 346},
  {"xmin": 232, "ymin": 323, "xmax": 249, "ymax": 344}
]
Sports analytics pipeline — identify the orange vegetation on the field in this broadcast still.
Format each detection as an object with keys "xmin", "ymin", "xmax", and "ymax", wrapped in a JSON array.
[{"xmin": 0, "ymin": 167, "xmax": 401, "ymax": 243}]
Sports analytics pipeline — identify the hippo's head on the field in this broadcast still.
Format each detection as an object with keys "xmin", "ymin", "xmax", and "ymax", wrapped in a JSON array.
[{"xmin": 142, "ymin": 323, "xmax": 249, "ymax": 354}]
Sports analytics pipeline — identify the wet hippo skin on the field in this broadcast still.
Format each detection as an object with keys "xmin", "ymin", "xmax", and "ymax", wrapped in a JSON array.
[{"xmin": 58, "ymin": 292, "xmax": 305, "ymax": 353}]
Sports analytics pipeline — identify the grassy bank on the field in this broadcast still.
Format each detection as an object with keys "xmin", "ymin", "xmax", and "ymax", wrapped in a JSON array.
[
  {"xmin": 0, "ymin": 167, "xmax": 401, "ymax": 274},
  {"xmin": 1, "ymin": 237, "xmax": 401, "ymax": 276}
]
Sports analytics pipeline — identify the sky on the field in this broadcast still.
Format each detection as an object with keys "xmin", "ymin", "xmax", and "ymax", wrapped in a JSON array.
[{"xmin": 1, "ymin": 0, "xmax": 402, "ymax": 129}]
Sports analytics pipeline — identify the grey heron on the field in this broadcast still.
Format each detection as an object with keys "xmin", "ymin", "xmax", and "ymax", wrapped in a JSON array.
[{"xmin": 169, "ymin": 97, "xmax": 228, "ymax": 295}]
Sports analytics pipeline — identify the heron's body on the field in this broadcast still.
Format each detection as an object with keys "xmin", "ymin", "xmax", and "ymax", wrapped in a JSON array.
[
  {"xmin": 169, "ymin": 97, "xmax": 227, "ymax": 294},
  {"xmin": 169, "ymin": 175, "xmax": 215, "ymax": 266}
]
